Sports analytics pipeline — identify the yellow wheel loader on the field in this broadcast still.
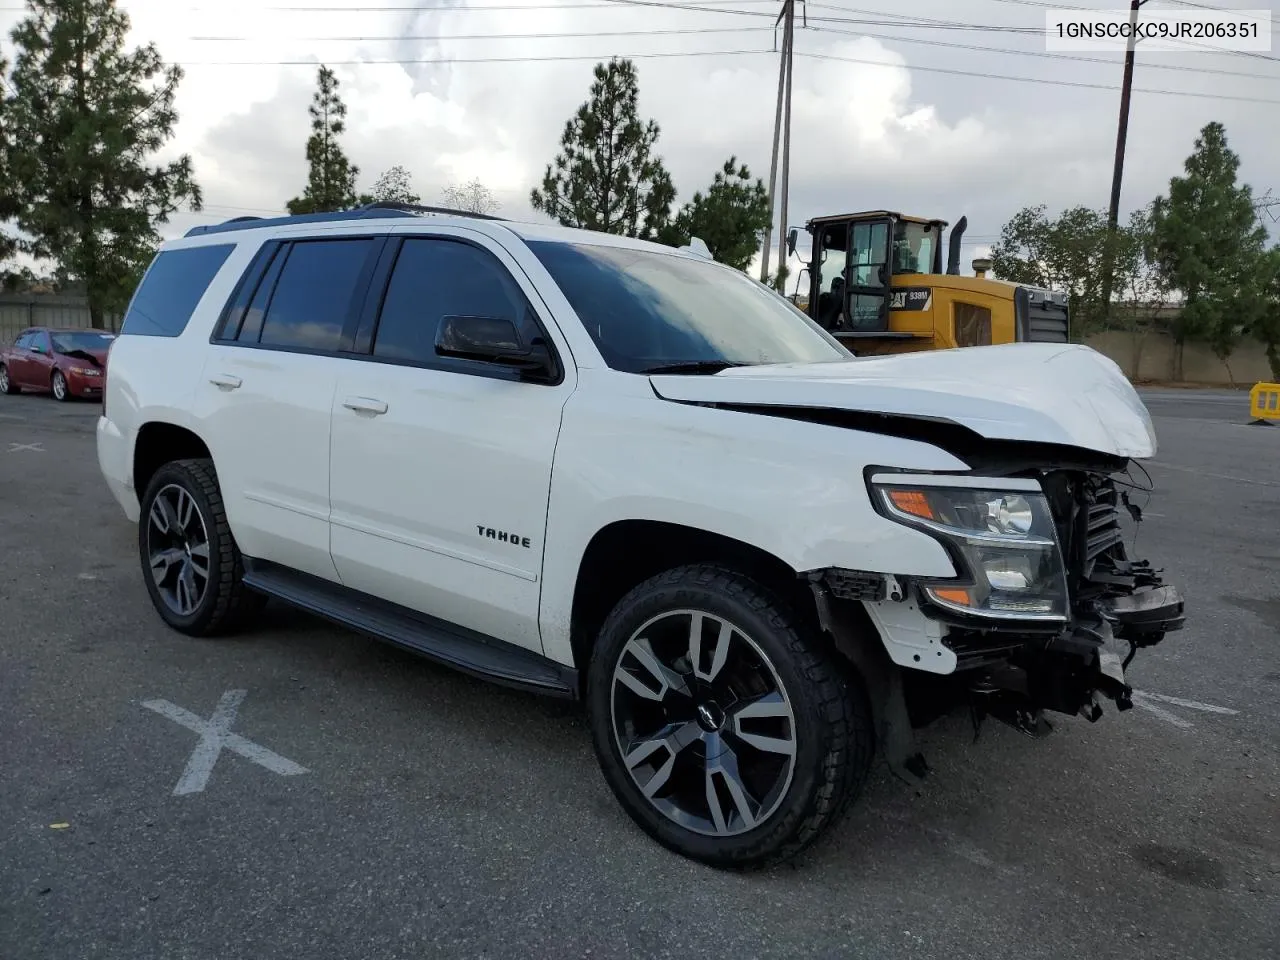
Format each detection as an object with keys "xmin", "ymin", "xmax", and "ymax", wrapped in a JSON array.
[{"xmin": 785, "ymin": 211, "xmax": 1070, "ymax": 355}]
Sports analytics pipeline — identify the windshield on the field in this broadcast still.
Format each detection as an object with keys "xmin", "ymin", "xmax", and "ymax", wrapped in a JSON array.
[
  {"xmin": 892, "ymin": 221, "xmax": 937, "ymax": 275},
  {"xmin": 527, "ymin": 240, "xmax": 851, "ymax": 373},
  {"xmin": 51, "ymin": 330, "xmax": 116, "ymax": 353}
]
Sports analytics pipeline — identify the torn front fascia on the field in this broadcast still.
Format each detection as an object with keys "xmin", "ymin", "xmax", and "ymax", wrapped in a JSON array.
[{"xmin": 942, "ymin": 470, "xmax": 1185, "ymax": 726}]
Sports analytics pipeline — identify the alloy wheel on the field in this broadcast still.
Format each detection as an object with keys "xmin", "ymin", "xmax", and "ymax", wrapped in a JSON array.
[
  {"xmin": 52, "ymin": 372, "xmax": 66, "ymax": 400},
  {"xmin": 609, "ymin": 609, "xmax": 798, "ymax": 837},
  {"xmin": 146, "ymin": 483, "xmax": 212, "ymax": 617},
  {"xmin": 0, "ymin": 367, "xmax": 9, "ymax": 393}
]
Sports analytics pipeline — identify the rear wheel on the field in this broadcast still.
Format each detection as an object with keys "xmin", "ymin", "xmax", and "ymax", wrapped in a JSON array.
[
  {"xmin": 51, "ymin": 369, "xmax": 69, "ymax": 401},
  {"xmin": 587, "ymin": 563, "xmax": 873, "ymax": 868},
  {"xmin": 0, "ymin": 364, "xmax": 15, "ymax": 395},
  {"xmin": 138, "ymin": 458, "xmax": 266, "ymax": 636}
]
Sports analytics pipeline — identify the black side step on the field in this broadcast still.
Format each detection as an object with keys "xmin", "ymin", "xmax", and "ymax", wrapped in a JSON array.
[{"xmin": 242, "ymin": 560, "xmax": 578, "ymax": 699}]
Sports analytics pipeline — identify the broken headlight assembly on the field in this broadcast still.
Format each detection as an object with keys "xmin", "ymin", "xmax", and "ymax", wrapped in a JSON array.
[{"xmin": 871, "ymin": 478, "xmax": 1070, "ymax": 623}]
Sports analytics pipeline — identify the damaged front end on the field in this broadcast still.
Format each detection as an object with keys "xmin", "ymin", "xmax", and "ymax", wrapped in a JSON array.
[{"xmin": 867, "ymin": 460, "xmax": 1185, "ymax": 745}]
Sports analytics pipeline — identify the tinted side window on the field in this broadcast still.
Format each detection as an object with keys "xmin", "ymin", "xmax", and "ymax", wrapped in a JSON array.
[
  {"xmin": 372, "ymin": 238, "xmax": 532, "ymax": 364},
  {"xmin": 121, "ymin": 244, "xmax": 236, "ymax": 337},
  {"xmin": 258, "ymin": 238, "xmax": 376, "ymax": 352},
  {"xmin": 14, "ymin": 333, "xmax": 31, "ymax": 349},
  {"xmin": 236, "ymin": 245, "xmax": 287, "ymax": 344}
]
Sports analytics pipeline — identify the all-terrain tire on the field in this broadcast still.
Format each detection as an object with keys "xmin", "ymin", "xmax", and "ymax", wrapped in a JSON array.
[
  {"xmin": 586, "ymin": 563, "xmax": 873, "ymax": 869},
  {"xmin": 138, "ymin": 458, "xmax": 266, "ymax": 636}
]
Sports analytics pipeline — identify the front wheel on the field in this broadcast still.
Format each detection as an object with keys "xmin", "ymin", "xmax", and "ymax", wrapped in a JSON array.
[
  {"xmin": 587, "ymin": 564, "xmax": 873, "ymax": 869},
  {"xmin": 51, "ymin": 369, "xmax": 69, "ymax": 401},
  {"xmin": 0, "ymin": 364, "xmax": 16, "ymax": 395}
]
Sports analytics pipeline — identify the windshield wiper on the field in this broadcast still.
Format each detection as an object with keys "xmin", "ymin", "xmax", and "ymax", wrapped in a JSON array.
[{"xmin": 639, "ymin": 360, "xmax": 746, "ymax": 375}]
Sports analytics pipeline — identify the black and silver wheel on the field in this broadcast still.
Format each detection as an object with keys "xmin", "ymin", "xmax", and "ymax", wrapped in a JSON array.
[
  {"xmin": 587, "ymin": 564, "xmax": 873, "ymax": 868},
  {"xmin": 51, "ymin": 369, "xmax": 69, "ymax": 401},
  {"xmin": 0, "ymin": 364, "xmax": 15, "ymax": 395},
  {"xmin": 138, "ymin": 458, "xmax": 265, "ymax": 636}
]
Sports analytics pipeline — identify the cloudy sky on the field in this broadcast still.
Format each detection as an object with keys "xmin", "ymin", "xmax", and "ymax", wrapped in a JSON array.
[{"xmin": 2, "ymin": 0, "xmax": 1276, "ymax": 280}]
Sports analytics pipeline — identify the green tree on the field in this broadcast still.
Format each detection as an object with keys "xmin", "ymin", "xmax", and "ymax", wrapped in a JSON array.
[
  {"xmin": 991, "ymin": 204, "xmax": 1125, "ymax": 335},
  {"xmin": 366, "ymin": 164, "xmax": 419, "ymax": 205},
  {"xmin": 530, "ymin": 58, "xmax": 675, "ymax": 240},
  {"xmin": 1149, "ymin": 122, "xmax": 1271, "ymax": 371},
  {"xmin": 4, "ymin": 0, "xmax": 201, "ymax": 328},
  {"xmin": 287, "ymin": 65, "xmax": 359, "ymax": 215},
  {"xmin": 1253, "ymin": 246, "xmax": 1280, "ymax": 379},
  {"xmin": 658, "ymin": 156, "xmax": 771, "ymax": 272}
]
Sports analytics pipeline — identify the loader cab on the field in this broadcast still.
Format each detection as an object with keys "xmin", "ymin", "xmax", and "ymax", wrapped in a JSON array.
[
  {"xmin": 790, "ymin": 209, "xmax": 1070, "ymax": 356},
  {"xmin": 802, "ymin": 211, "xmax": 947, "ymax": 341}
]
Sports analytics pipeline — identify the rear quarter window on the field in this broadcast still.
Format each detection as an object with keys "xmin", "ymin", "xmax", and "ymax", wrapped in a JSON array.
[{"xmin": 120, "ymin": 243, "xmax": 236, "ymax": 337}]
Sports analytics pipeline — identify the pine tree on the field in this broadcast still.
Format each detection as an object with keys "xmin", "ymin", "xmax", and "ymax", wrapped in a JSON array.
[
  {"xmin": 1150, "ymin": 122, "xmax": 1271, "ymax": 367},
  {"xmin": 659, "ymin": 157, "xmax": 771, "ymax": 272},
  {"xmin": 530, "ymin": 58, "xmax": 675, "ymax": 241},
  {"xmin": 4, "ymin": 0, "xmax": 201, "ymax": 327},
  {"xmin": 286, "ymin": 66, "xmax": 359, "ymax": 215}
]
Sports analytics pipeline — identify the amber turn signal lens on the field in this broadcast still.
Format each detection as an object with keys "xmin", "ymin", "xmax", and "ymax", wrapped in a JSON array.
[
  {"xmin": 930, "ymin": 587, "xmax": 973, "ymax": 607},
  {"xmin": 887, "ymin": 489, "xmax": 934, "ymax": 519}
]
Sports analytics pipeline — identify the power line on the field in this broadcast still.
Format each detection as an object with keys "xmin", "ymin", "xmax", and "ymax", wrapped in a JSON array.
[
  {"xmin": 179, "ymin": 9, "xmax": 1280, "ymax": 82},
  {"xmin": 796, "ymin": 48, "xmax": 1280, "ymax": 103},
  {"xmin": 806, "ymin": 2, "xmax": 1038, "ymax": 32},
  {"xmin": 179, "ymin": 47, "xmax": 773, "ymax": 66},
  {"xmin": 810, "ymin": 23, "xmax": 1280, "ymax": 81},
  {"xmin": 190, "ymin": 25, "xmax": 773, "ymax": 41},
  {"xmin": 167, "ymin": 33, "xmax": 1280, "ymax": 102}
]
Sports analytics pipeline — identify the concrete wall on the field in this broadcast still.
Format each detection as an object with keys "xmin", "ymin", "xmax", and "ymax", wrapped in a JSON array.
[{"xmin": 1085, "ymin": 330, "xmax": 1276, "ymax": 386}]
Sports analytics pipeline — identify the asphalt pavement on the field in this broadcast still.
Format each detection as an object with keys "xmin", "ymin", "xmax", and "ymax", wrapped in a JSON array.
[{"xmin": 0, "ymin": 388, "xmax": 1277, "ymax": 960}]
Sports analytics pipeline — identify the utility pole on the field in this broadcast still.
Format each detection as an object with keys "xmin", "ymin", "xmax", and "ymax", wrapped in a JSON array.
[
  {"xmin": 777, "ymin": 3, "xmax": 795, "ymax": 293},
  {"xmin": 1100, "ymin": 0, "xmax": 1149, "ymax": 322},
  {"xmin": 760, "ymin": 0, "xmax": 798, "ymax": 288}
]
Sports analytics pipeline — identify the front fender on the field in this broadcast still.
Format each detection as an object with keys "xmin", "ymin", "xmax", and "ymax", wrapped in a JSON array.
[{"xmin": 537, "ymin": 382, "xmax": 968, "ymax": 666}]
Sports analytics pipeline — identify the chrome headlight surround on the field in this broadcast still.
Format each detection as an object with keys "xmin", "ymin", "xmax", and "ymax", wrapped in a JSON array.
[{"xmin": 869, "ymin": 473, "xmax": 1071, "ymax": 623}]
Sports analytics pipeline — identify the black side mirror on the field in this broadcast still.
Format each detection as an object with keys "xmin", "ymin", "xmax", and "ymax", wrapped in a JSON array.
[
  {"xmin": 786, "ymin": 228, "xmax": 798, "ymax": 257},
  {"xmin": 435, "ymin": 314, "xmax": 555, "ymax": 379}
]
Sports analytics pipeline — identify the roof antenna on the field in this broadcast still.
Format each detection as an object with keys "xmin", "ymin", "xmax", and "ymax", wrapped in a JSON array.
[{"xmin": 681, "ymin": 237, "xmax": 714, "ymax": 261}]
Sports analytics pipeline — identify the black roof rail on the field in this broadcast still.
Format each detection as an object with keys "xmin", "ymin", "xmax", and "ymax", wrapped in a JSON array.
[
  {"xmin": 356, "ymin": 200, "xmax": 505, "ymax": 221},
  {"xmin": 183, "ymin": 201, "xmax": 505, "ymax": 238}
]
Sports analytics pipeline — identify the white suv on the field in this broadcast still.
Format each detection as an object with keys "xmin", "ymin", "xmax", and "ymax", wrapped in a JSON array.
[{"xmin": 97, "ymin": 203, "xmax": 1184, "ymax": 868}]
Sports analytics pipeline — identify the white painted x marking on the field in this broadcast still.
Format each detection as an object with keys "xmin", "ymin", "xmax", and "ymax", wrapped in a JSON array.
[
  {"xmin": 142, "ymin": 690, "xmax": 309, "ymax": 795},
  {"xmin": 1132, "ymin": 690, "xmax": 1239, "ymax": 730},
  {"xmin": 7, "ymin": 441, "xmax": 43, "ymax": 453}
]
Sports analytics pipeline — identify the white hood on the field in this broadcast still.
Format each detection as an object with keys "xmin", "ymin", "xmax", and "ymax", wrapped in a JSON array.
[{"xmin": 649, "ymin": 343, "xmax": 1157, "ymax": 459}]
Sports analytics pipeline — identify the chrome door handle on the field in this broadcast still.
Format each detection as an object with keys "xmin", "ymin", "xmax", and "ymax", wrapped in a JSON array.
[
  {"xmin": 208, "ymin": 373, "xmax": 242, "ymax": 390},
  {"xmin": 342, "ymin": 396, "xmax": 388, "ymax": 415}
]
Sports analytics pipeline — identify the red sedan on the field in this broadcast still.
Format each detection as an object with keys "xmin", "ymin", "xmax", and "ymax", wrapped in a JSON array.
[{"xmin": 0, "ymin": 326, "xmax": 115, "ymax": 401}]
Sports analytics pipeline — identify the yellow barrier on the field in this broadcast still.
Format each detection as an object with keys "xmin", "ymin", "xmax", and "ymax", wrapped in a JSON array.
[{"xmin": 1249, "ymin": 382, "xmax": 1280, "ymax": 423}]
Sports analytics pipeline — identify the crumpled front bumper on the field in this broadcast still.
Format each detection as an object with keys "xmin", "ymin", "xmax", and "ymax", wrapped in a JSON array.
[{"xmin": 956, "ymin": 577, "xmax": 1186, "ymax": 734}]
